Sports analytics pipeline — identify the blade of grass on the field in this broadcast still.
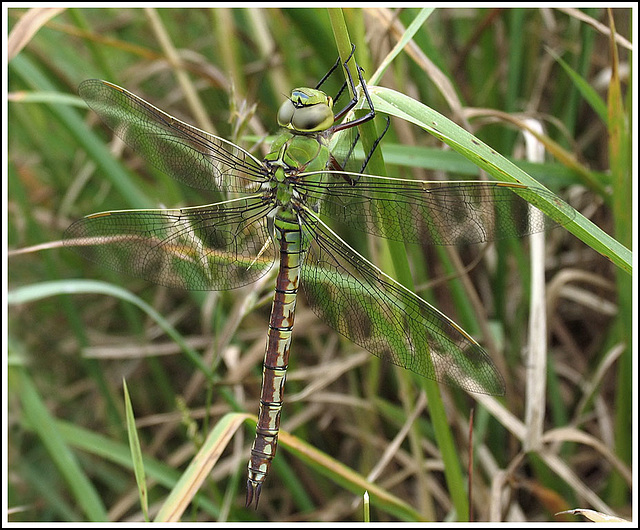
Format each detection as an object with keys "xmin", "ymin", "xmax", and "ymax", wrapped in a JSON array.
[
  {"xmin": 123, "ymin": 379, "xmax": 149, "ymax": 522},
  {"xmin": 366, "ymin": 86, "xmax": 631, "ymax": 275},
  {"xmin": 363, "ymin": 490, "xmax": 370, "ymax": 522},
  {"xmin": 368, "ymin": 7, "xmax": 434, "ymax": 85},
  {"xmin": 155, "ymin": 413, "xmax": 251, "ymax": 522},
  {"xmin": 8, "ymin": 280, "xmax": 215, "ymax": 381},
  {"xmin": 606, "ymin": 9, "xmax": 632, "ymax": 505},
  {"xmin": 545, "ymin": 46, "xmax": 608, "ymax": 124},
  {"xmin": 329, "ymin": 10, "xmax": 470, "ymax": 521},
  {"xmin": 10, "ymin": 367, "xmax": 109, "ymax": 521}
]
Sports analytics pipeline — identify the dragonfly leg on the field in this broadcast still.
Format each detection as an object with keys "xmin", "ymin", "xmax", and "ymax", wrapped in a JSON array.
[
  {"xmin": 359, "ymin": 115, "xmax": 390, "ymax": 173},
  {"xmin": 330, "ymin": 113, "xmax": 391, "ymax": 177},
  {"xmin": 316, "ymin": 43, "xmax": 357, "ymax": 110},
  {"xmin": 331, "ymin": 49, "xmax": 376, "ymax": 133},
  {"xmin": 314, "ymin": 49, "xmax": 345, "ymax": 91}
]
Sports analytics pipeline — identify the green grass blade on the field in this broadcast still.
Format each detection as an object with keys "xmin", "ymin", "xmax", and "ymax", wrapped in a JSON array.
[
  {"xmin": 606, "ymin": 11, "xmax": 632, "ymax": 505},
  {"xmin": 367, "ymin": 85, "xmax": 631, "ymax": 275},
  {"xmin": 10, "ymin": 367, "xmax": 109, "ymax": 521},
  {"xmin": 7, "ymin": 280, "xmax": 215, "ymax": 380},
  {"xmin": 123, "ymin": 379, "xmax": 149, "ymax": 521},
  {"xmin": 276, "ymin": 429, "xmax": 426, "ymax": 521},
  {"xmin": 546, "ymin": 46, "xmax": 609, "ymax": 124},
  {"xmin": 368, "ymin": 7, "xmax": 435, "ymax": 85}
]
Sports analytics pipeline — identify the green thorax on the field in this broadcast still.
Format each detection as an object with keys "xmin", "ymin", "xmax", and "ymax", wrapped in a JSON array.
[{"xmin": 263, "ymin": 87, "xmax": 334, "ymax": 209}]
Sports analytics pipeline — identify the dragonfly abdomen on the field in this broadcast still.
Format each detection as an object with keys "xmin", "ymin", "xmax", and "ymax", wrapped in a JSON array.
[{"xmin": 246, "ymin": 216, "xmax": 303, "ymax": 507}]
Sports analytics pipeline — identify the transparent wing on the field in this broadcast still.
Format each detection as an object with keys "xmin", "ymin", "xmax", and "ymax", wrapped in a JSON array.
[
  {"xmin": 298, "ymin": 207, "xmax": 505, "ymax": 395},
  {"xmin": 78, "ymin": 79, "xmax": 266, "ymax": 193},
  {"xmin": 64, "ymin": 196, "xmax": 275, "ymax": 290},
  {"xmin": 297, "ymin": 174, "xmax": 575, "ymax": 245}
]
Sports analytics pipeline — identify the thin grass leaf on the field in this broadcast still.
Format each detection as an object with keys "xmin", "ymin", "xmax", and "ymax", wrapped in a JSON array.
[
  {"xmin": 367, "ymin": 85, "xmax": 631, "ymax": 275},
  {"xmin": 123, "ymin": 379, "xmax": 149, "ymax": 521},
  {"xmin": 10, "ymin": 368, "xmax": 109, "ymax": 521},
  {"xmin": 155, "ymin": 413, "xmax": 250, "ymax": 522},
  {"xmin": 555, "ymin": 508, "xmax": 629, "ymax": 523},
  {"xmin": 368, "ymin": 7, "xmax": 434, "ymax": 85},
  {"xmin": 276, "ymin": 428, "xmax": 426, "ymax": 522},
  {"xmin": 363, "ymin": 490, "xmax": 370, "ymax": 522},
  {"xmin": 545, "ymin": 46, "xmax": 609, "ymax": 124},
  {"xmin": 606, "ymin": 9, "xmax": 632, "ymax": 506}
]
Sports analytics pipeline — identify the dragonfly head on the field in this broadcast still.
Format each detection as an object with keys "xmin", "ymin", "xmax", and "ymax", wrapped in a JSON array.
[{"xmin": 277, "ymin": 88, "xmax": 334, "ymax": 133}]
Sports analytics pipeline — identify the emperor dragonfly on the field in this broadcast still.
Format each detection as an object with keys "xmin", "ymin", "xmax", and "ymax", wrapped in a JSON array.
[{"xmin": 64, "ymin": 52, "xmax": 574, "ymax": 507}]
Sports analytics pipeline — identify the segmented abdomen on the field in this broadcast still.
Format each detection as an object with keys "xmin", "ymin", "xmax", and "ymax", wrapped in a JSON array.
[{"xmin": 246, "ymin": 214, "xmax": 303, "ymax": 507}]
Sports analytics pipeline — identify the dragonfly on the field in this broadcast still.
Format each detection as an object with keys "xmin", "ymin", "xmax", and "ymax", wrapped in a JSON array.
[{"xmin": 65, "ymin": 50, "xmax": 574, "ymax": 508}]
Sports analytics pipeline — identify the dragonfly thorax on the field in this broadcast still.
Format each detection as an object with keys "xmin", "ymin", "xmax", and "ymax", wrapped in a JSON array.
[
  {"xmin": 265, "ymin": 130, "xmax": 330, "ymax": 175},
  {"xmin": 277, "ymin": 87, "xmax": 334, "ymax": 133},
  {"xmin": 262, "ymin": 128, "xmax": 331, "ymax": 212}
]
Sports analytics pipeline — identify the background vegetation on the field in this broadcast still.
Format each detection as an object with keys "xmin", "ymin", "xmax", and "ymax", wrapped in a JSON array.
[{"xmin": 7, "ymin": 7, "xmax": 633, "ymax": 523}]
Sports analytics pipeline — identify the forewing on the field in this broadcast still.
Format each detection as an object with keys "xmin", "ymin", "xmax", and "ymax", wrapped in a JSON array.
[
  {"xmin": 299, "ymin": 207, "xmax": 505, "ymax": 395},
  {"xmin": 64, "ymin": 197, "xmax": 275, "ymax": 290},
  {"xmin": 298, "ymin": 175, "xmax": 575, "ymax": 245},
  {"xmin": 79, "ymin": 79, "xmax": 266, "ymax": 193}
]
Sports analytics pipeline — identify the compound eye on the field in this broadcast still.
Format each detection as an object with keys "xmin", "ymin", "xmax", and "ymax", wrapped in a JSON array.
[
  {"xmin": 291, "ymin": 104, "xmax": 334, "ymax": 132},
  {"xmin": 277, "ymin": 99, "xmax": 296, "ymax": 127}
]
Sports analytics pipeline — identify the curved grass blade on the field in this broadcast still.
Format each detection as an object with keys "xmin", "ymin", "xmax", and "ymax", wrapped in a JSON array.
[
  {"xmin": 367, "ymin": 85, "xmax": 631, "ymax": 275},
  {"xmin": 123, "ymin": 379, "xmax": 149, "ymax": 521},
  {"xmin": 276, "ymin": 428, "xmax": 426, "ymax": 521}
]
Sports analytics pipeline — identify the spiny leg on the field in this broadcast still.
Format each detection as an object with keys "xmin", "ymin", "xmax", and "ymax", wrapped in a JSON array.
[
  {"xmin": 330, "ymin": 47, "xmax": 376, "ymax": 132},
  {"xmin": 328, "ymin": 54, "xmax": 391, "ymax": 175},
  {"xmin": 315, "ymin": 42, "xmax": 358, "ymax": 107},
  {"xmin": 358, "ymin": 114, "xmax": 390, "ymax": 174}
]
